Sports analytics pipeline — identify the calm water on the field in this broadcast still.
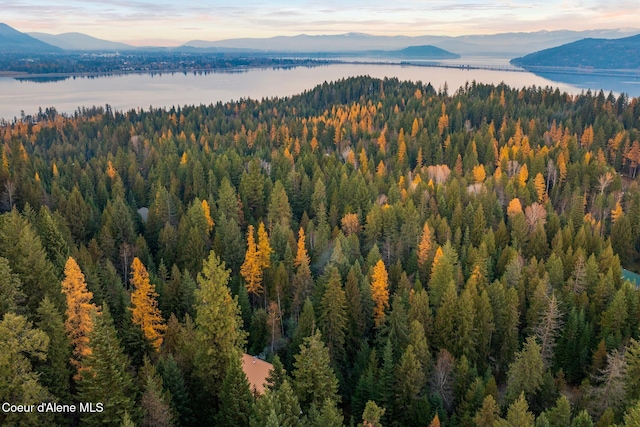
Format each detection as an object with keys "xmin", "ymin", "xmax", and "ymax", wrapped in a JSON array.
[{"xmin": 1, "ymin": 63, "xmax": 638, "ymax": 121}]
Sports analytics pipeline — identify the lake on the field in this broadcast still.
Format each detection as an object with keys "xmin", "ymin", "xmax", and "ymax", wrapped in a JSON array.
[{"xmin": 1, "ymin": 62, "xmax": 638, "ymax": 122}]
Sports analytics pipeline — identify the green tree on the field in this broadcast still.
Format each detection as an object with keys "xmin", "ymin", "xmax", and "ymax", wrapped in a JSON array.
[
  {"xmin": 77, "ymin": 306, "xmax": 135, "ymax": 427},
  {"xmin": 140, "ymin": 357, "xmax": 174, "ymax": 427},
  {"xmin": 292, "ymin": 330, "xmax": 340, "ymax": 412},
  {"xmin": 218, "ymin": 353, "xmax": 253, "ymax": 427},
  {"xmin": 194, "ymin": 251, "xmax": 246, "ymax": 398},
  {"xmin": 320, "ymin": 266, "xmax": 347, "ymax": 365},
  {"xmin": 0, "ymin": 313, "xmax": 52, "ymax": 427},
  {"xmin": 0, "ymin": 256, "xmax": 23, "ymax": 317},
  {"xmin": 506, "ymin": 336, "xmax": 544, "ymax": 403},
  {"xmin": 495, "ymin": 392, "xmax": 535, "ymax": 427}
]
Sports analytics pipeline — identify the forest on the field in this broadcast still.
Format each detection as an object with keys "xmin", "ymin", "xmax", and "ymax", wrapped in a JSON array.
[{"xmin": 2, "ymin": 76, "xmax": 640, "ymax": 426}]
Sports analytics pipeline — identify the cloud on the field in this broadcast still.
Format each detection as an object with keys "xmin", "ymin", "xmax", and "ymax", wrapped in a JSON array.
[{"xmin": 3, "ymin": 0, "xmax": 639, "ymax": 42}]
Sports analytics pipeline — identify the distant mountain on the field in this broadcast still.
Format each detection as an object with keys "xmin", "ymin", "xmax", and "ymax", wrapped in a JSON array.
[
  {"xmin": 511, "ymin": 34, "xmax": 640, "ymax": 70},
  {"xmin": 0, "ymin": 23, "xmax": 62, "ymax": 54},
  {"xmin": 28, "ymin": 32, "xmax": 135, "ymax": 51},
  {"xmin": 183, "ymin": 29, "xmax": 640, "ymax": 57},
  {"xmin": 391, "ymin": 45, "xmax": 459, "ymax": 59}
]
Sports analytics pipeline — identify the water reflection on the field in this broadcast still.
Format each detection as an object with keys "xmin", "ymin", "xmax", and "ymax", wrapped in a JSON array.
[{"xmin": 530, "ymin": 70, "xmax": 640, "ymax": 96}]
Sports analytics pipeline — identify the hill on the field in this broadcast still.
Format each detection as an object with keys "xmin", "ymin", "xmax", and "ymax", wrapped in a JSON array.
[
  {"xmin": 511, "ymin": 34, "xmax": 640, "ymax": 69},
  {"xmin": 388, "ymin": 45, "xmax": 459, "ymax": 59},
  {"xmin": 28, "ymin": 32, "xmax": 135, "ymax": 51},
  {"xmin": 0, "ymin": 23, "xmax": 62, "ymax": 54}
]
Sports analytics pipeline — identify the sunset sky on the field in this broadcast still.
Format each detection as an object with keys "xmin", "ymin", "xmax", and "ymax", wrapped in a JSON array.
[{"xmin": 4, "ymin": 0, "xmax": 639, "ymax": 46}]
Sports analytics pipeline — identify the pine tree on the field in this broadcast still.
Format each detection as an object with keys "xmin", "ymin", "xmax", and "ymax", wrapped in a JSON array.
[
  {"xmin": 62, "ymin": 256, "xmax": 99, "ymax": 374},
  {"xmin": 140, "ymin": 357, "xmax": 174, "ymax": 427},
  {"xmin": 395, "ymin": 345, "xmax": 425, "ymax": 424},
  {"xmin": 0, "ymin": 256, "xmax": 23, "ymax": 317},
  {"xmin": 474, "ymin": 394, "xmax": 499, "ymax": 426},
  {"xmin": 158, "ymin": 354, "xmax": 193, "ymax": 426},
  {"xmin": 0, "ymin": 313, "xmax": 52, "ymax": 427},
  {"xmin": 545, "ymin": 395, "xmax": 571, "ymax": 427},
  {"xmin": 36, "ymin": 295, "xmax": 72, "ymax": 401},
  {"xmin": 495, "ymin": 392, "xmax": 535, "ymax": 427},
  {"xmin": 358, "ymin": 401, "xmax": 385, "ymax": 427},
  {"xmin": 571, "ymin": 410, "xmax": 594, "ymax": 427},
  {"xmin": 506, "ymin": 336, "xmax": 544, "ymax": 403},
  {"xmin": 218, "ymin": 353, "xmax": 253, "ymax": 427},
  {"xmin": 241, "ymin": 224, "xmax": 263, "ymax": 297},
  {"xmin": 194, "ymin": 251, "xmax": 246, "ymax": 399},
  {"xmin": 77, "ymin": 305, "xmax": 135, "ymax": 427},
  {"xmin": 320, "ymin": 266, "xmax": 347, "ymax": 365},
  {"xmin": 370, "ymin": 260, "xmax": 390, "ymax": 327},
  {"xmin": 130, "ymin": 257, "xmax": 166, "ymax": 351},
  {"xmin": 292, "ymin": 330, "xmax": 340, "ymax": 412}
]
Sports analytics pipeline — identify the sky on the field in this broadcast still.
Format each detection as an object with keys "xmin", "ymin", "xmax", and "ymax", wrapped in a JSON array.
[{"xmin": 3, "ymin": 0, "xmax": 640, "ymax": 46}]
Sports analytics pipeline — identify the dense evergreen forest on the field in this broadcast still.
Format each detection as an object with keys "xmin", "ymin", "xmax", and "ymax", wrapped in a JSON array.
[{"xmin": 3, "ymin": 76, "xmax": 640, "ymax": 426}]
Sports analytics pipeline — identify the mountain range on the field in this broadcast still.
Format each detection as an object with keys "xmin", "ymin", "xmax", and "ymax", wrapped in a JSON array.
[
  {"xmin": 511, "ymin": 34, "xmax": 640, "ymax": 70},
  {"xmin": 0, "ymin": 23, "xmax": 63, "ymax": 54},
  {"xmin": 3, "ymin": 22, "xmax": 640, "ymax": 71}
]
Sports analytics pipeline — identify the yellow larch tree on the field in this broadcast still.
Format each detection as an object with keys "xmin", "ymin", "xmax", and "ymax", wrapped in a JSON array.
[
  {"xmin": 376, "ymin": 161, "xmax": 387, "ymax": 177},
  {"xmin": 411, "ymin": 117, "xmax": 420, "ymax": 137},
  {"xmin": 341, "ymin": 213, "xmax": 361, "ymax": 236},
  {"xmin": 359, "ymin": 148, "xmax": 369, "ymax": 174},
  {"xmin": 417, "ymin": 222, "xmax": 433, "ymax": 270},
  {"xmin": 257, "ymin": 221, "xmax": 272, "ymax": 270},
  {"xmin": 534, "ymin": 173, "xmax": 546, "ymax": 202},
  {"xmin": 371, "ymin": 260, "xmax": 390, "ymax": 327},
  {"xmin": 106, "ymin": 160, "xmax": 117, "ymax": 179},
  {"xmin": 294, "ymin": 227, "xmax": 310, "ymax": 268},
  {"xmin": 61, "ymin": 256, "xmax": 99, "ymax": 374},
  {"xmin": 377, "ymin": 127, "xmax": 387, "ymax": 155},
  {"xmin": 612, "ymin": 202, "xmax": 624, "ymax": 224},
  {"xmin": 518, "ymin": 163, "xmax": 529, "ymax": 187},
  {"xmin": 472, "ymin": 164, "xmax": 486, "ymax": 184},
  {"xmin": 130, "ymin": 257, "xmax": 166, "ymax": 351},
  {"xmin": 397, "ymin": 129, "xmax": 407, "ymax": 164},
  {"xmin": 201, "ymin": 199, "xmax": 214, "ymax": 233},
  {"xmin": 507, "ymin": 198, "xmax": 523, "ymax": 218},
  {"xmin": 241, "ymin": 225, "xmax": 263, "ymax": 296}
]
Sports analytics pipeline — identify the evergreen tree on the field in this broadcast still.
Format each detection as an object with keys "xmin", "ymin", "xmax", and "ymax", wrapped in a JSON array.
[
  {"xmin": 292, "ymin": 330, "xmax": 340, "ymax": 412},
  {"xmin": 506, "ymin": 336, "xmax": 544, "ymax": 403},
  {"xmin": 194, "ymin": 251, "xmax": 246, "ymax": 399},
  {"xmin": 0, "ymin": 313, "xmax": 52, "ymax": 427},
  {"xmin": 358, "ymin": 401, "xmax": 385, "ymax": 427},
  {"xmin": 77, "ymin": 306, "xmax": 135, "ymax": 427},
  {"xmin": 35, "ymin": 295, "xmax": 72, "ymax": 402},
  {"xmin": 158, "ymin": 354, "xmax": 192, "ymax": 427},
  {"xmin": 218, "ymin": 353, "xmax": 253, "ymax": 427},
  {"xmin": 140, "ymin": 357, "xmax": 174, "ymax": 427},
  {"xmin": 320, "ymin": 266, "xmax": 347, "ymax": 365},
  {"xmin": 0, "ymin": 256, "xmax": 23, "ymax": 317}
]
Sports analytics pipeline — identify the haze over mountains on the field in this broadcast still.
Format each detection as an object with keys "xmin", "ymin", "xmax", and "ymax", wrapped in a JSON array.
[{"xmin": 3, "ymin": 22, "xmax": 640, "ymax": 71}]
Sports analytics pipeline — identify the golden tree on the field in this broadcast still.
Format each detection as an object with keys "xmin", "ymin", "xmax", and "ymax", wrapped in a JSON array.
[
  {"xmin": 257, "ymin": 221, "xmax": 272, "ymax": 270},
  {"xmin": 341, "ymin": 213, "xmax": 361, "ymax": 236},
  {"xmin": 612, "ymin": 202, "xmax": 624, "ymax": 224},
  {"xmin": 201, "ymin": 199, "xmax": 214, "ymax": 233},
  {"xmin": 507, "ymin": 198, "xmax": 523, "ymax": 218},
  {"xmin": 417, "ymin": 222, "xmax": 433, "ymax": 270},
  {"xmin": 295, "ymin": 227, "xmax": 310, "ymax": 267},
  {"xmin": 130, "ymin": 257, "xmax": 166, "ymax": 351},
  {"xmin": 370, "ymin": 260, "xmax": 390, "ymax": 327},
  {"xmin": 241, "ymin": 225, "xmax": 263, "ymax": 296},
  {"xmin": 534, "ymin": 173, "xmax": 546, "ymax": 202},
  {"xmin": 61, "ymin": 256, "xmax": 99, "ymax": 373},
  {"xmin": 518, "ymin": 163, "xmax": 529, "ymax": 187},
  {"xmin": 472, "ymin": 164, "xmax": 486, "ymax": 184}
]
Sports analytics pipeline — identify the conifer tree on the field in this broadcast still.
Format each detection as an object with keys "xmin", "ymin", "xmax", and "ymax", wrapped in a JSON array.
[
  {"xmin": 0, "ymin": 256, "xmax": 22, "ymax": 317},
  {"xmin": 241, "ymin": 224, "xmax": 263, "ymax": 297},
  {"xmin": 370, "ymin": 260, "xmax": 390, "ymax": 327},
  {"xmin": 194, "ymin": 251, "xmax": 245, "ymax": 398},
  {"xmin": 292, "ymin": 330, "xmax": 340, "ymax": 412},
  {"xmin": 320, "ymin": 266, "xmax": 347, "ymax": 365},
  {"xmin": 36, "ymin": 295, "xmax": 72, "ymax": 401},
  {"xmin": 130, "ymin": 257, "xmax": 166, "ymax": 351},
  {"xmin": 506, "ymin": 336, "xmax": 544, "ymax": 403},
  {"xmin": 140, "ymin": 357, "xmax": 174, "ymax": 427},
  {"xmin": 0, "ymin": 313, "xmax": 52, "ymax": 427},
  {"xmin": 474, "ymin": 394, "xmax": 499, "ymax": 426},
  {"xmin": 77, "ymin": 305, "xmax": 135, "ymax": 427},
  {"xmin": 158, "ymin": 354, "xmax": 193, "ymax": 426},
  {"xmin": 218, "ymin": 353, "xmax": 253, "ymax": 427},
  {"xmin": 62, "ymin": 256, "xmax": 99, "ymax": 374}
]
